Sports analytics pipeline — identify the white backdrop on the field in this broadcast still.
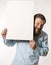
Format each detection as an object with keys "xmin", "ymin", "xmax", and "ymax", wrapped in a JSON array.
[{"xmin": 0, "ymin": 0, "xmax": 51, "ymax": 65}]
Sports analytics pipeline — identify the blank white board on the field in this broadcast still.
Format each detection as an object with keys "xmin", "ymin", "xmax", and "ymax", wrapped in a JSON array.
[{"xmin": 6, "ymin": 0, "xmax": 34, "ymax": 40}]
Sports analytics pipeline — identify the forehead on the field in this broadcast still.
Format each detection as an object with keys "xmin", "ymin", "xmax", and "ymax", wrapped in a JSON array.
[{"xmin": 35, "ymin": 17, "xmax": 45, "ymax": 24}]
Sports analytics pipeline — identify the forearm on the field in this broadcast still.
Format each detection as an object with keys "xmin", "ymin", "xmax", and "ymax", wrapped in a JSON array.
[
  {"xmin": 3, "ymin": 37, "xmax": 17, "ymax": 47},
  {"xmin": 39, "ymin": 47, "xmax": 49, "ymax": 56}
]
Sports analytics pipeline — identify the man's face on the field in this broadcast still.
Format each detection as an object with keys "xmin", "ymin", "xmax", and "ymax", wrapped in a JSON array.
[{"xmin": 34, "ymin": 17, "xmax": 45, "ymax": 35}]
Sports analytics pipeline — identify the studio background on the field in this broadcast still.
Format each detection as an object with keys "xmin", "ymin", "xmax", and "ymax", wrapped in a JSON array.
[{"xmin": 0, "ymin": 0, "xmax": 51, "ymax": 65}]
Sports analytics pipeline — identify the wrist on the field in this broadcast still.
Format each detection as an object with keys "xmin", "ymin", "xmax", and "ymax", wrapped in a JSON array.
[{"xmin": 32, "ymin": 44, "xmax": 36, "ymax": 50}]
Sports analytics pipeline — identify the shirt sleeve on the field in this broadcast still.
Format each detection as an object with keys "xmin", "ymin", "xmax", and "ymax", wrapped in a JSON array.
[
  {"xmin": 3, "ymin": 37, "xmax": 17, "ymax": 47},
  {"xmin": 39, "ymin": 35, "xmax": 49, "ymax": 56}
]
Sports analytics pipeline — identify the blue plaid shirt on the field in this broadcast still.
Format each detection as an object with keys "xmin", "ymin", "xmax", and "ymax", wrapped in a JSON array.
[{"xmin": 3, "ymin": 31, "xmax": 49, "ymax": 65}]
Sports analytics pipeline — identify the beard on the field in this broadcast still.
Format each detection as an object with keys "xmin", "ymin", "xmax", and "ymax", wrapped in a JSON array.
[{"xmin": 34, "ymin": 27, "xmax": 42, "ymax": 36}]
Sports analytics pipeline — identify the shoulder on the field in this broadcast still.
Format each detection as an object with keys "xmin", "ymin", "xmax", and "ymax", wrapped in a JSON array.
[
  {"xmin": 41, "ymin": 31, "xmax": 48, "ymax": 39},
  {"xmin": 38, "ymin": 31, "xmax": 48, "ymax": 41},
  {"xmin": 41, "ymin": 31, "xmax": 48, "ymax": 36}
]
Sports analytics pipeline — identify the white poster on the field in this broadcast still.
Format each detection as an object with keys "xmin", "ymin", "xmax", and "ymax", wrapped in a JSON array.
[{"xmin": 6, "ymin": 0, "xmax": 34, "ymax": 40}]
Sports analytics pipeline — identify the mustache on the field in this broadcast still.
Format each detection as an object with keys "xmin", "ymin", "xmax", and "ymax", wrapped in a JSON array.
[
  {"xmin": 34, "ymin": 27, "xmax": 42, "ymax": 31},
  {"xmin": 33, "ymin": 27, "xmax": 41, "ymax": 35}
]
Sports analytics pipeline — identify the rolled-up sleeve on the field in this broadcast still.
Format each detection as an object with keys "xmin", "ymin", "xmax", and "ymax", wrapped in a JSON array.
[
  {"xmin": 3, "ymin": 38, "xmax": 17, "ymax": 47},
  {"xmin": 39, "ymin": 35, "xmax": 49, "ymax": 56}
]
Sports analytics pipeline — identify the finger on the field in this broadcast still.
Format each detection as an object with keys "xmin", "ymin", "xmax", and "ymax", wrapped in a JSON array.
[{"xmin": 29, "ymin": 40, "xmax": 33, "ymax": 42}]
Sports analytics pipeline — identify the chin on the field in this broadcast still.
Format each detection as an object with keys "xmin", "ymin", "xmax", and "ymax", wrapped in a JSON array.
[
  {"xmin": 35, "ymin": 31, "xmax": 39, "ymax": 34},
  {"xmin": 35, "ymin": 30, "xmax": 41, "ymax": 35},
  {"xmin": 35, "ymin": 32, "xmax": 39, "ymax": 35}
]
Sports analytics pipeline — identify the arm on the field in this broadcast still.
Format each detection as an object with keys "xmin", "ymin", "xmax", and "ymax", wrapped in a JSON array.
[
  {"xmin": 1, "ymin": 28, "xmax": 17, "ymax": 47},
  {"xmin": 3, "ymin": 38, "xmax": 17, "ymax": 47},
  {"xmin": 39, "ymin": 35, "xmax": 49, "ymax": 56},
  {"xmin": 29, "ymin": 35, "xmax": 49, "ymax": 56}
]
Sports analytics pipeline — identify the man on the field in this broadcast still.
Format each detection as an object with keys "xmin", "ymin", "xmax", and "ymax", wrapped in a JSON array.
[{"xmin": 1, "ymin": 13, "xmax": 49, "ymax": 65}]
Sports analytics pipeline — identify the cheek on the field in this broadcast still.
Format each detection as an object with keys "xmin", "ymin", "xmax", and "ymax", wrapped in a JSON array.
[{"xmin": 34, "ymin": 24, "xmax": 37, "ymax": 28}]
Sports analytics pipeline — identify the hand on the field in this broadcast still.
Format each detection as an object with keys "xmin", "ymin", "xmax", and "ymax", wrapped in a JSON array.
[
  {"xmin": 29, "ymin": 40, "xmax": 36, "ymax": 50},
  {"xmin": 1, "ymin": 28, "xmax": 7, "ymax": 38}
]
